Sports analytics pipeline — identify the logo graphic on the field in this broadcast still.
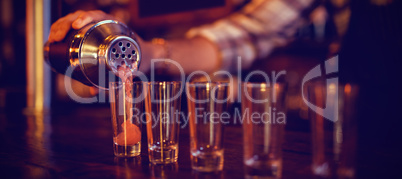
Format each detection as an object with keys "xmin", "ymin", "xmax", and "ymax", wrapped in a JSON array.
[{"xmin": 301, "ymin": 55, "xmax": 339, "ymax": 122}]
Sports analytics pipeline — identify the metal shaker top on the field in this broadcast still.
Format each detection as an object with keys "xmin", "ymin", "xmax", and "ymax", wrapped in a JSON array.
[{"xmin": 44, "ymin": 20, "xmax": 141, "ymax": 89}]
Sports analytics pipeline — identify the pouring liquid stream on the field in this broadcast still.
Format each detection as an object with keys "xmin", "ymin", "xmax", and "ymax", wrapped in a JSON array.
[{"xmin": 112, "ymin": 62, "xmax": 141, "ymax": 153}]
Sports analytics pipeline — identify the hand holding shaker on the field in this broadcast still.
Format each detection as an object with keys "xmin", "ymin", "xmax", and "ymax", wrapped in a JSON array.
[
  {"xmin": 44, "ymin": 20, "xmax": 143, "ymax": 157},
  {"xmin": 44, "ymin": 20, "xmax": 142, "ymax": 89}
]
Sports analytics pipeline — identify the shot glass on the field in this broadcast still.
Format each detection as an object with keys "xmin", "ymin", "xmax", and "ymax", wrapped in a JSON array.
[
  {"xmin": 186, "ymin": 82, "xmax": 228, "ymax": 172},
  {"xmin": 306, "ymin": 83, "xmax": 358, "ymax": 178},
  {"xmin": 109, "ymin": 81, "xmax": 144, "ymax": 157},
  {"xmin": 144, "ymin": 82, "xmax": 182, "ymax": 164},
  {"xmin": 241, "ymin": 82, "xmax": 286, "ymax": 178}
]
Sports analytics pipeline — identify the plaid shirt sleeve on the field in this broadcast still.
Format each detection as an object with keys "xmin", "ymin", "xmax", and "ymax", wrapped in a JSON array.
[{"xmin": 186, "ymin": 0, "xmax": 320, "ymax": 71}]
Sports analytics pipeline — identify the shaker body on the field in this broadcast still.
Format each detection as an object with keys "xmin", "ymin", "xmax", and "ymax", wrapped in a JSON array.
[{"xmin": 44, "ymin": 20, "xmax": 141, "ymax": 89}]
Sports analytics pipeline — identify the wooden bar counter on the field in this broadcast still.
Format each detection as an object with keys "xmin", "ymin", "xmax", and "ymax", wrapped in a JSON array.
[{"xmin": 0, "ymin": 103, "xmax": 396, "ymax": 178}]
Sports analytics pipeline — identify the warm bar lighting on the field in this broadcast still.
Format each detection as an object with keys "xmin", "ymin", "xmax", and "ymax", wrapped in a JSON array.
[
  {"xmin": 34, "ymin": 0, "xmax": 44, "ymax": 112},
  {"xmin": 344, "ymin": 83, "xmax": 351, "ymax": 94},
  {"xmin": 26, "ymin": 0, "xmax": 51, "ymax": 114}
]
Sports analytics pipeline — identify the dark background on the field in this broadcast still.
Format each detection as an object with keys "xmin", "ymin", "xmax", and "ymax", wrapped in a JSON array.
[
  {"xmin": 138, "ymin": 0, "xmax": 226, "ymax": 17},
  {"xmin": 0, "ymin": 0, "xmax": 402, "ymax": 178}
]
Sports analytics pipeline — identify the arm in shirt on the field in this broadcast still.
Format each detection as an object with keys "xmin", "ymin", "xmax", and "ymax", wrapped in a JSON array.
[{"xmin": 186, "ymin": 0, "xmax": 321, "ymax": 71}]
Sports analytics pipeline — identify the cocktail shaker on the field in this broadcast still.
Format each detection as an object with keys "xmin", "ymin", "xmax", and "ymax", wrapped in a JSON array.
[{"xmin": 44, "ymin": 20, "xmax": 141, "ymax": 89}]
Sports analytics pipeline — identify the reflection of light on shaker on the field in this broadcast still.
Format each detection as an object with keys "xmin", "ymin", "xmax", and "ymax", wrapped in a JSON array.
[
  {"xmin": 69, "ymin": 59, "xmax": 79, "ymax": 66},
  {"xmin": 74, "ymin": 34, "xmax": 82, "ymax": 38}
]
